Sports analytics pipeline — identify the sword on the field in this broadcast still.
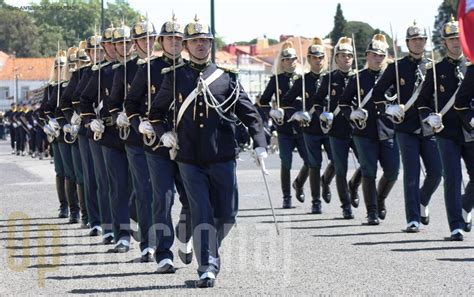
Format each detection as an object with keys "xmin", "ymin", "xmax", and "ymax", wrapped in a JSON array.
[
  {"xmin": 351, "ymin": 33, "xmax": 367, "ymax": 130},
  {"xmin": 256, "ymin": 154, "xmax": 280, "ymax": 235},
  {"xmin": 93, "ymin": 24, "xmax": 103, "ymax": 141},
  {"xmin": 386, "ymin": 23, "xmax": 404, "ymax": 124},
  {"xmin": 142, "ymin": 13, "xmax": 157, "ymax": 146},
  {"xmin": 170, "ymin": 12, "xmax": 178, "ymax": 160},
  {"xmin": 320, "ymin": 35, "xmax": 333, "ymax": 134},
  {"xmin": 271, "ymin": 44, "xmax": 284, "ymax": 126},
  {"xmin": 119, "ymin": 17, "xmax": 131, "ymax": 140},
  {"xmin": 297, "ymin": 36, "xmax": 309, "ymax": 127},
  {"xmin": 427, "ymin": 26, "xmax": 444, "ymax": 133}
]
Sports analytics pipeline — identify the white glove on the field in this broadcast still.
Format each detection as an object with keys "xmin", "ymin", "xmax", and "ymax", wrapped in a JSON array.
[
  {"xmin": 423, "ymin": 113, "xmax": 442, "ymax": 129},
  {"xmin": 48, "ymin": 118, "xmax": 60, "ymax": 131},
  {"xmin": 350, "ymin": 108, "xmax": 368, "ymax": 121},
  {"xmin": 90, "ymin": 119, "xmax": 105, "ymax": 134},
  {"xmin": 116, "ymin": 112, "xmax": 130, "ymax": 128},
  {"xmin": 300, "ymin": 111, "xmax": 311, "ymax": 122},
  {"xmin": 319, "ymin": 111, "xmax": 334, "ymax": 123},
  {"xmin": 43, "ymin": 124, "xmax": 55, "ymax": 136},
  {"xmin": 63, "ymin": 124, "xmax": 72, "ymax": 134},
  {"xmin": 254, "ymin": 147, "xmax": 268, "ymax": 173},
  {"xmin": 27, "ymin": 124, "xmax": 32, "ymax": 130},
  {"xmin": 385, "ymin": 104, "xmax": 405, "ymax": 119},
  {"xmin": 33, "ymin": 120, "xmax": 38, "ymax": 126},
  {"xmin": 269, "ymin": 108, "xmax": 284, "ymax": 121},
  {"xmin": 288, "ymin": 111, "xmax": 303, "ymax": 122},
  {"xmin": 470, "ymin": 117, "xmax": 474, "ymax": 129},
  {"xmin": 70, "ymin": 124, "xmax": 79, "ymax": 135},
  {"xmin": 138, "ymin": 120, "xmax": 154, "ymax": 137},
  {"xmin": 160, "ymin": 131, "xmax": 177, "ymax": 148},
  {"xmin": 12, "ymin": 122, "xmax": 18, "ymax": 128},
  {"xmin": 71, "ymin": 112, "xmax": 82, "ymax": 126}
]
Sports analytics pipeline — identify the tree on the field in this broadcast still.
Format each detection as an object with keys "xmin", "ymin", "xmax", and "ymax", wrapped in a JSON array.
[
  {"xmin": 433, "ymin": 0, "xmax": 460, "ymax": 56},
  {"xmin": 329, "ymin": 3, "xmax": 347, "ymax": 46}
]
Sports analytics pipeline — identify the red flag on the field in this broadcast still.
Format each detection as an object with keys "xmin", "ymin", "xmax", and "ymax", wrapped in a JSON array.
[{"xmin": 459, "ymin": 0, "xmax": 474, "ymax": 61}]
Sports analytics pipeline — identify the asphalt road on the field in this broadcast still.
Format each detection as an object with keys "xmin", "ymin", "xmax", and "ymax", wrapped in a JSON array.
[{"xmin": 0, "ymin": 139, "xmax": 472, "ymax": 295}]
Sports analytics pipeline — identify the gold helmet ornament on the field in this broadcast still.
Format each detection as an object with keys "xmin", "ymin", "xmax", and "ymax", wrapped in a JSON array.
[
  {"xmin": 406, "ymin": 20, "xmax": 427, "ymax": 40},
  {"xmin": 132, "ymin": 16, "xmax": 157, "ymax": 40},
  {"xmin": 102, "ymin": 23, "xmax": 115, "ymax": 42},
  {"xmin": 442, "ymin": 15, "xmax": 459, "ymax": 39},
  {"xmin": 77, "ymin": 40, "xmax": 90, "ymax": 62},
  {"xmin": 112, "ymin": 24, "xmax": 132, "ymax": 43},
  {"xmin": 159, "ymin": 14, "xmax": 184, "ymax": 38},
  {"xmin": 308, "ymin": 37, "xmax": 325, "ymax": 57},
  {"xmin": 54, "ymin": 50, "xmax": 67, "ymax": 67},
  {"xmin": 334, "ymin": 36, "xmax": 353, "ymax": 55},
  {"xmin": 183, "ymin": 15, "xmax": 213, "ymax": 40},
  {"xmin": 366, "ymin": 34, "xmax": 389, "ymax": 55},
  {"xmin": 280, "ymin": 40, "xmax": 297, "ymax": 60},
  {"xmin": 86, "ymin": 35, "xmax": 103, "ymax": 49}
]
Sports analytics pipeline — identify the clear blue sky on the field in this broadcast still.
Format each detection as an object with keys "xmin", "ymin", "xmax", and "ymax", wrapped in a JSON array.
[{"xmin": 7, "ymin": 0, "xmax": 443, "ymax": 43}]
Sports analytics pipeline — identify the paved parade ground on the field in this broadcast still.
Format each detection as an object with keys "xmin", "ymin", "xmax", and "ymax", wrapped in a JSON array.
[{"xmin": 0, "ymin": 140, "xmax": 472, "ymax": 295}]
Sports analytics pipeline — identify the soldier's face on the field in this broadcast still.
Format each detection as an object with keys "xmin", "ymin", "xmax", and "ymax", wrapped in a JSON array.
[
  {"xmin": 102, "ymin": 42, "xmax": 116, "ymax": 60},
  {"xmin": 407, "ymin": 38, "xmax": 426, "ymax": 54},
  {"xmin": 308, "ymin": 55, "xmax": 325, "ymax": 73},
  {"xmin": 366, "ymin": 52, "xmax": 386, "ymax": 70},
  {"xmin": 114, "ymin": 41, "xmax": 133, "ymax": 59},
  {"xmin": 186, "ymin": 38, "xmax": 212, "ymax": 60},
  {"xmin": 281, "ymin": 58, "xmax": 297, "ymax": 73},
  {"xmin": 444, "ymin": 37, "xmax": 462, "ymax": 57},
  {"xmin": 161, "ymin": 36, "xmax": 183, "ymax": 57},
  {"xmin": 135, "ymin": 36, "xmax": 156, "ymax": 59},
  {"xmin": 336, "ymin": 53, "xmax": 353, "ymax": 71}
]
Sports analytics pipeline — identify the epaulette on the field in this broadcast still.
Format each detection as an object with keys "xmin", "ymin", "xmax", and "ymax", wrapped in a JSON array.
[
  {"xmin": 150, "ymin": 55, "xmax": 159, "ymax": 61},
  {"xmin": 161, "ymin": 62, "xmax": 186, "ymax": 74},
  {"xmin": 69, "ymin": 68, "xmax": 77, "ymax": 73},
  {"xmin": 467, "ymin": 61, "xmax": 472, "ymax": 67},
  {"xmin": 112, "ymin": 63, "xmax": 122, "ymax": 70},
  {"xmin": 92, "ymin": 61, "xmax": 112, "ymax": 71},
  {"xmin": 291, "ymin": 73, "xmax": 301, "ymax": 81},
  {"xmin": 62, "ymin": 82, "xmax": 69, "ymax": 87},
  {"xmin": 425, "ymin": 62, "xmax": 433, "ymax": 69},
  {"xmin": 137, "ymin": 58, "xmax": 146, "ymax": 65},
  {"xmin": 217, "ymin": 65, "xmax": 239, "ymax": 74},
  {"xmin": 49, "ymin": 82, "xmax": 57, "ymax": 86}
]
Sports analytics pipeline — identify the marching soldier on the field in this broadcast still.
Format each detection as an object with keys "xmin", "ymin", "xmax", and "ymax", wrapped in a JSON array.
[
  {"xmin": 80, "ymin": 33, "xmax": 115, "ymax": 244},
  {"xmin": 31, "ymin": 102, "xmax": 46, "ymax": 160},
  {"xmin": 72, "ymin": 40, "xmax": 103, "ymax": 234},
  {"xmin": 310, "ymin": 37, "xmax": 361, "ymax": 219},
  {"xmin": 108, "ymin": 17, "xmax": 155, "ymax": 261},
  {"xmin": 14, "ymin": 102, "xmax": 27, "ymax": 156},
  {"xmin": 455, "ymin": 61, "xmax": 474, "ymax": 233},
  {"xmin": 24, "ymin": 103, "xmax": 36, "ymax": 157},
  {"xmin": 148, "ymin": 16, "xmax": 267, "ymax": 288},
  {"xmin": 418, "ymin": 17, "xmax": 469, "ymax": 240},
  {"xmin": 260, "ymin": 40, "xmax": 309, "ymax": 209},
  {"xmin": 281, "ymin": 37, "xmax": 335, "ymax": 214},
  {"xmin": 5, "ymin": 103, "xmax": 17, "ymax": 154},
  {"xmin": 60, "ymin": 46, "xmax": 88, "ymax": 226},
  {"xmin": 372, "ymin": 22, "xmax": 442, "ymax": 232},
  {"xmin": 134, "ymin": 16, "xmax": 193, "ymax": 270},
  {"xmin": 340, "ymin": 34, "xmax": 399, "ymax": 225}
]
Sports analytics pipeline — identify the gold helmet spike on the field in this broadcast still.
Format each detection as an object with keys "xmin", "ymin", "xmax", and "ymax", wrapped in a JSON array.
[
  {"xmin": 366, "ymin": 34, "xmax": 389, "ymax": 55},
  {"xmin": 280, "ymin": 40, "xmax": 297, "ymax": 60},
  {"xmin": 335, "ymin": 36, "xmax": 353, "ymax": 55},
  {"xmin": 308, "ymin": 37, "xmax": 325, "ymax": 57}
]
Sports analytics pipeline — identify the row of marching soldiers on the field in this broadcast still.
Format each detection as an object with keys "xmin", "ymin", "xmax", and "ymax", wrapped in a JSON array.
[
  {"xmin": 4, "ymin": 101, "xmax": 51, "ymax": 159},
  {"xmin": 39, "ymin": 15, "xmax": 269, "ymax": 288},
  {"xmin": 256, "ymin": 17, "xmax": 472, "ymax": 241}
]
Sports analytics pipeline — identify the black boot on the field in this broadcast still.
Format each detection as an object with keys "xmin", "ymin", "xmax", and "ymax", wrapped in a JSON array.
[
  {"xmin": 362, "ymin": 177, "xmax": 379, "ymax": 225},
  {"xmin": 349, "ymin": 168, "xmax": 362, "ymax": 208},
  {"xmin": 281, "ymin": 167, "xmax": 292, "ymax": 209},
  {"xmin": 377, "ymin": 176, "xmax": 396, "ymax": 220},
  {"xmin": 336, "ymin": 175, "xmax": 353, "ymax": 219},
  {"xmin": 462, "ymin": 194, "xmax": 472, "ymax": 232},
  {"xmin": 56, "ymin": 176, "xmax": 69, "ymax": 218},
  {"xmin": 65, "ymin": 179, "xmax": 80, "ymax": 223},
  {"xmin": 321, "ymin": 162, "xmax": 335, "ymax": 203},
  {"xmin": 309, "ymin": 168, "xmax": 322, "ymax": 214},
  {"xmin": 292, "ymin": 164, "xmax": 309, "ymax": 203},
  {"xmin": 77, "ymin": 183, "xmax": 88, "ymax": 228}
]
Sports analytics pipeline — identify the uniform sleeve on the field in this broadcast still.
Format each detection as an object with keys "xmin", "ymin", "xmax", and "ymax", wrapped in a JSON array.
[
  {"xmin": 416, "ymin": 67, "xmax": 434, "ymax": 120},
  {"xmin": 80, "ymin": 71, "xmax": 99, "ymax": 121},
  {"xmin": 125, "ymin": 65, "xmax": 146, "ymax": 120},
  {"xmin": 72, "ymin": 69, "xmax": 91, "ymax": 113},
  {"xmin": 339, "ymin": 75, "xmax": 357, "ymax": 121},
  {"xmin": 371, "ymin": 62, "xmax": 396, "ymax": 114},
  {"xmin": 454, "ymin": 65, "xmax": 474, "ymax": 129},
  {"xmin": 149, "ymin": 73, "xmax": 173, "ymax": 138},
  {"xmin": 259, "ymin": 75, "xmax": 275, "ymax": 106},
  {"xmin": 281, "ymin": 77, "xmax": 302, "ymax": 108},
  {"xmin": 108, "ymin": 66, "xmax": 125, "ymax": 114},
  {"xmin": 309, "ymin": 73, "xmax": 328, "ymax": 115},
  {"xmin": 232, "ymin": 78, "xmax": 267, "ymax": 148},
  {"xmin": 60, "ymin": 74, "xmax": 77, "ymax": 122}
]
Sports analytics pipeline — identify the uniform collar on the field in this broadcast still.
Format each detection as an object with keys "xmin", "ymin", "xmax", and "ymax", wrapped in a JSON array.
[
  {"xmin": 189, "ymin": 60, "xmax": 212, "ymax": 71},
  {"xmin": 162, "ymin": 55, "xmax": 183, "ymax": 66},
  {"xmin": 408, "ymin": 55, "xmax": 423, "ymax": 65},
  {"xmin": 283, "ymin": 72, "xmax": 294, "ymax": 77},
  {"xmin": 367, "ymin": 68, "xmax": 381, "ymax": 75},
  {"xmin": 446, "ymin": 55, "xmax": 463, "ymax": 66}
]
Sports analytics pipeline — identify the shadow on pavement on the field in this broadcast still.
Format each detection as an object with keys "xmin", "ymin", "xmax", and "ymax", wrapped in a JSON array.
[
  {"xmin": 4, "ymin": 242, "xmax": 103, "ymax": 249},
  {"xmin": 0, "ymin": 216, "xmax": 60, "ymax": 222},
  {"xmin": 69, "ymin": 283, "xmax": 191, "ymax": 294},
  {"xmin": 288, "ymin": 224, "xmax": 361, "ymax": 230},
  {"xmin": 437, "ymin": 257, "xmax": 474, "ymax": 262},
  {"xmin": 10, "ymin": 251, "xmax": 107, "ymax": 258},
  {"xmin": 48, "ymin": 271, "xmax": 156, "ymax": 280},
  {"xmin": 29, "ymin": 261, "xmax": 133, "ymax": 269},
  {"xmin": 313, "ymin": 231, "xmax": 401, "ymax": 238},
  {"xmin": 353, "ymin": 239, "xmax": 447, "ymax": 246},
  {"xmin": 392, "ymin": 246, "xmax": 474, "ymax": 252},
  {"xmin": 1, "ymin": 234, "xmax": 88, "ymax": 240}
]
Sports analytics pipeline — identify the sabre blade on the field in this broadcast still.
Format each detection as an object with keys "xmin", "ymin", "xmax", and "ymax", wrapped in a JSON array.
[{"xmin": 390, "ymin": 23, "xmax": 401, "ymax": 105}]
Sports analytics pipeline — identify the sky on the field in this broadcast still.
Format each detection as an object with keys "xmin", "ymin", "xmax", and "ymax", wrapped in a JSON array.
[{"xmin": 6, "ymin": 0, "xmax": 443, "ymax": 43}]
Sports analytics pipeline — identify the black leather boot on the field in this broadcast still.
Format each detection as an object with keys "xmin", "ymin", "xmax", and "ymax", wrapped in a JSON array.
[
  {"xmin": 292, "ymin": 164, "xmax": 309, "ymax": 203},
  {"xmin": 65, "ymin": 179, "xmax": 80, "ymax": 223},
  {"xmin": 462, "ymin": 194, "xmax": 472, "ymax": 232},
  {"xmin": 336, "ymin": 175, "xmax": 353, "ymax": 219},
  {"xmin": 281, "ymin": 167, "xmax": 292, "ymax": 209},
  {"xmin": 309, "ymin": 168, "xmax": 322, "ymax": 214},
  {"xmin": 377, "ymin": 176, "xmax": 396, "ymax": 220},
  {"xmin": 362, "ymin": 177, "xmax": 379, "ymax": 225},
  {"xmin": 349, "ymin": 168, "xmax": 362, "ymax": 208},
  {"xmin": 321, "ymin": 162, "xmax": 335, "ymax": 203},
  {"xmin": 77, "ymin": 183, "xmax": 88, "ymax": 227},
  {"xmin": 56, "ymin": 176, "xmax": 69, "ymax": 218}
]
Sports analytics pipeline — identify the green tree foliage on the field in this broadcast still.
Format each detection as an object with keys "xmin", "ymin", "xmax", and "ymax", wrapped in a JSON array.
[
  {"xmin": 330, "ymin": 3, "xmax": 347, "ymax": 47},
  {"xmin": 433, "ymin": 0, "xmax": 459, "ymax": 56}
]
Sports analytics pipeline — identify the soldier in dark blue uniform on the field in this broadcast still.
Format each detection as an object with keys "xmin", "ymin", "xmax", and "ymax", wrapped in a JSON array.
[
  {"xmin": 5, "ymin": 103, "xmax": 17, "ymax": 154},
  {"xmin": 310, "ymin": 37, "xmax": 361, "ymax": 219},
  {"xmin": 455, "ymin": 61, "xmax": 474, "ymax": 234},
  {"xmin": 372, "ymin": 22, "xmax": 442, "ymax": 232},
  {"xmin": 14, "ymin": 103, "xmax": 27, "ymax": 156},
  {"xmin": 281, "ymin": 37, "xmax": 335, "ymax": 214},
  {"xmin": 108, "ymin": 17, "xmax": 155, "ymax": 262},
  {"xmin": 24, "ymin": 103, "xmax": 36, "ymax": 157},
  {"xmin": 80, "ymin": 34, "xmax": 115, "ymax": 244},
  {"xmin": 340, "ymin": 34, "xmax": 400, "ymax": 225},
  {"xmin": 133, "ymin": 16, "xmax": 193, "ymax": 270},
  {"xmin": 41, "ymin": 52, "xmax": 69, "ymax": 219},
  {"xmin": 149, "ymin": 16, "xmax": 267, "ymax": 288},
  {"xmin": 73, "ymin": 39, "xmax": 103, "ymax": 234},
  {"xmin": 31, "ymin": 102, "xmax": 46, "ymax": 160},
  {"xmin": 260, "ymin": 41, "xmax": 309, "ymax": 209},
  {"xmin": 418, "ymin": 18, "xmax": 469, "ymax": 240}
]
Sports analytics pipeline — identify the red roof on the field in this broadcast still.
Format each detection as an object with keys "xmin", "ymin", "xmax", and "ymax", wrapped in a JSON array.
[{"xmin": 0, "ymin": 55, "xmax": 54, "ymax": 81}]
